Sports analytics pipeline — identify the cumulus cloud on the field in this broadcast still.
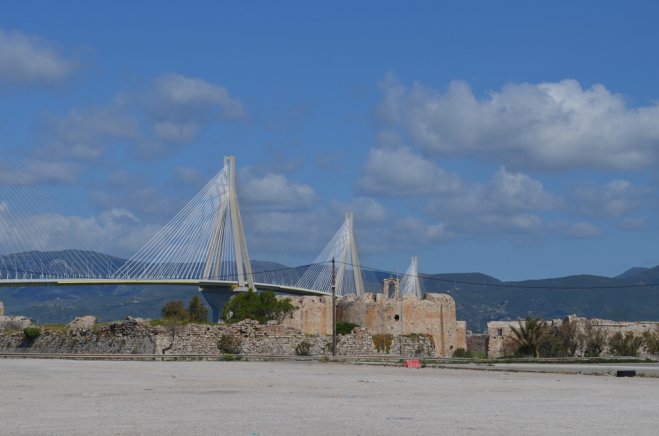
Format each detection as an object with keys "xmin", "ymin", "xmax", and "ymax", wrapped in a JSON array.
[
  {"xmin": 359, "ymin": 147, "xmax": 461, "ymax": 196},
  {"xmin": 23, "ymin": 73, "xmax": 245, "ymax": 167},
  {"xmin": 489, "ymin": 167, "xmax": 560, "ymax": 210},
  {"xmin": 91, "ymin": 186, "xmax": 176, "ymax": 219},
  {"xmin": 0, "ymin": 28, "xmax": 78, "ymax": 86},
  {"xmin": 0, "ymin": 207, "xmax": 159, "ymax": 257},
  {"xmin": 239, "ymin": 172, "xmax": 317, "ymax": 211},
  {"xmin": 0, "ymin": 160, "xmax": 79, "ymax": 186},
  {"xmin": 574, "ymin": 179, "xmax": 652, "ymax": 217},
  {"xmin": 551, "ymin": 221, "xmax": 602, "ymax": 238},
  {"xmin": 34, "ymin": 108, "xmax": 138, "ymax": 161},
  {"xmin": 393, "ymin": 216, "xmax": 453, "ymax": 242},
  {"xmin": 378, "ymin": 74, "xmax": 659, "ymax": 170},
  {"xmin": 146, "ymin": 73, "xmax": 245, "ymax": 143},
  {"xmin": 332, "ymin": 197, "xmax": 387, "ymax": 224}
]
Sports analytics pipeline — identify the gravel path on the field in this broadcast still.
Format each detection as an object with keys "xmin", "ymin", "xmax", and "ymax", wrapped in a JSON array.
[{"xmin": 1, "ymin": 359, "xmax": 657, "ymax": 435}]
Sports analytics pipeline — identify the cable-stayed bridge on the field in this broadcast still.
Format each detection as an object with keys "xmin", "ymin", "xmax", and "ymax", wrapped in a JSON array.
[{"xmin": 1, "ymin": 155, "xmax": 422, "ymax": 319}]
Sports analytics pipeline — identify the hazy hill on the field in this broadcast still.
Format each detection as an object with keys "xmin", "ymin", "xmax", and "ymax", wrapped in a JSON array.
[{"xmin": 2, "ymin": 250, "xmax": 659, "ymax": 329}]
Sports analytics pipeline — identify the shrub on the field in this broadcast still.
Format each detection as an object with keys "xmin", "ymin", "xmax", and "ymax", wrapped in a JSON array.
[
  {"xmin": 453, "ymin": 348, "xmax": 472, "ymax": 358},
  {"xmin": 372, "ymin": 333, "xmax": 393, "ymax": 353},
  {"xmin": 608, "ymin": 332, "xmax": 643, "ymax": 356},
  {"xmin": 218, "ymin": 334, "xmax": 242, "ymax": 354},
  {"xmin": 162, "ymin": 300, "xmax": 188, "ymax": 322},
  {"xmin": 336, "ymin": 321, "xmax": 359, "ymax": 335},
  {"xmin": 510, "ymin": 317, "xmax": 548, "ymax": 358},
  {"xmin": 221, "ymin": 290, "xmax": 297, "ymax": 324},
  {"xmin": 537, "ymin": 325, "xmax": 570, "ymax": 358},
  {"xmin": 161, "ymin": 296, "xmax": 210, "ymax": 323},
  {"xmin": 187, "ymin": 295, "xmax": 208, "ymax": 323},
  {"xmin": 643, "ymin": 331, "xmax": 659, "ymax": 355},
  {"xmin": 23, "ymin": 326, "xmax": 41, "ymax": 341},
  {"xmin": 220, "ymin": 354, "xmax": 242, "ymax": 361},
  {"xmin": 579, "ymin": 321, "xmax": 607, "ymax": 357},
  {"xmin": 295, "ymin": 341, "xmax": 312, "ymax": 356}
]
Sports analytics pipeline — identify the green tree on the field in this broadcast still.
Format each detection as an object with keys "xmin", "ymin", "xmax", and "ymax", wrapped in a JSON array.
[
  {"xmin": 643, "ymin": 331, "xmax": 659, "ymax": 355},
  {"xmin": 188, "ymin": 295, "xmax": 208, "ymax": 323},
  {"xmin": 221, "ymin": 290, "xmax": 297, "ymax": 324},
  {"xmin": 161, "ymin": 300, "xmax": 188, "ymax": 322},
  {"xmin": 579, "ymin": 320, "xmax": 606, "ymax": 357},
  {"xmin": 608, "ymin": 332, "xmax": 643, "ymax": 356},
  {"xmin": 336, "ymin": 321, "xmax": 359, "ymax": 335},
  {"xmin": 510, "ymin": 317, "xmax": 548, "ymax": 358}
]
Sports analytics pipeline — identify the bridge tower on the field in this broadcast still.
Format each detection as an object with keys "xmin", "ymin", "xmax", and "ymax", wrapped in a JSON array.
[
  {"xmin": 295, "ymin": 211, "xmax": 365, "ymax": 296},
  {"xmin": 202, "ymin": 156, "xmax": 254, "ymax": 290},
  {"xmin": 400, "ymin": 256, "xmax": 422, "ymax": 298},
  {"xmin": 346, "ymin": 212, "xmax": 365, "ymax": 297}
]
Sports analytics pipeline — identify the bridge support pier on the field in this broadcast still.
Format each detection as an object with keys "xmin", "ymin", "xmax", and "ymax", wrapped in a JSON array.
[{"xmin": 200, "ymin": 286, "xmax": 236, "ymax": 323}]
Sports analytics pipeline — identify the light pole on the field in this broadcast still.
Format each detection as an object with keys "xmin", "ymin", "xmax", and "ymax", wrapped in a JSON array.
[{"xmin": 332, "ymin": 257, "xmax": 336, "ymax": 356}]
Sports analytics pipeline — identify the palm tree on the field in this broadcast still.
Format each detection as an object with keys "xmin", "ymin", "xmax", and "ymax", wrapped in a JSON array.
[{"xmin": 510, "ymin": 317, "xmax": 547, "ymax": 358}]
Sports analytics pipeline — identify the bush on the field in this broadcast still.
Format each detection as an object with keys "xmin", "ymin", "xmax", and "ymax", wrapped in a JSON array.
[
  {"xmin": 162, "ymin": 300, "xmax": 188, "ymax": 322},
  {"xmin": 23, "ymin": 326, "xmax": 41, "ymax": 341},
  {"xmin": 295, "ymin": 341, "xmax": 312, "ymax": 356},
  {"xmin": 221, "ymin": 290, "xmax": 297, "ymax": 324},
  {"xmin": 336, "ymin": 321, "xmax": 359, "ymax": 335},
  {"xmin": 372, "ymin": 334, "xmax": 393, "ymax": 353},
  {"xmin": 161, "ymin": 295, "xmax": 210, "ymax": 323},
  {"xmin": 608, "ymin": 332, "xmax": 643, "ymax": 356},
  {"xmin": 579, "ymin": 321, "xmax": 607, "ymax": 357},
  {"xmin": 643, "ymin": 331, "xmax": 659, "ymax": 355},
  {"xmin": 453, "ymin": 348, "xmax": 472, "ymax": 358},
  {"xmin": 218, "ymin": 334, "xmax": 242, "ymax": 354},
  {"xmin": 187, "ymin": 295, "xmax": 208, "ymax": 323}
]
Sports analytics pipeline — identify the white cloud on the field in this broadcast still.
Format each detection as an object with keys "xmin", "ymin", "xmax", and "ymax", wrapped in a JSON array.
[
  {"xmin": 0, "ymin": 160, "xmax": 79, "ymax": 186},
  {"xmin": 378, "ymin": 74, "xmax": 659, "ymax": 170},
  {"xmin": 490, "ymin": 167, "xmax": 560, "ymax": 210},
  {"xmin": 146, "ymin": 73, "xmax": 245, "ymax": 143},
  {"xmin": 574, "ymin": 179, "xmax": 651, "ymax": 217},
  {"xmin": 34, "ymin": 108, "xmax": 138, "ymax": 161},
  {"xmin": 359, "ymin": 147, "xmax": 461, "ymax": 195},
  {"xmin": 393, "ymin": 217, "xmax": 453, "ymax": 243},
  {"xmin": 171, "ymin": 166, "xmax": 207, "ymax": 187},
  {"xmin": 620, "ymin": 217, "xmax": 646, "ymax": 230},
  {"xmin": 551, "ymin": 221, "xmax": 602, "ymax": 238},
  {"xmin": 332, "ymin": 197, "xmax": 387, "ymax": 223},
  {"xmin": 0, "ymin": 208, "xmax": 159, "ymax": 257},
  {"xmin": 0, "ymin": 28, "xmax": 78, "ymax": 86},
  {"xmin": 239, "ymin": 172, "xmax": 317, "ymax": 211}
]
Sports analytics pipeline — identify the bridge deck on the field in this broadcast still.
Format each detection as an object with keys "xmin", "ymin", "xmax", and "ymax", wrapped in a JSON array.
[{"xmin": 0, "ymin": 278, "xmax": 329, "ymax": 296}]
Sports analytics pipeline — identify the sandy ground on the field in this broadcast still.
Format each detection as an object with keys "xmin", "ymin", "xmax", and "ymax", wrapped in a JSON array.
[{"xmin": 1, "ymin": 359, "xmax": 657, "ymax": 435}]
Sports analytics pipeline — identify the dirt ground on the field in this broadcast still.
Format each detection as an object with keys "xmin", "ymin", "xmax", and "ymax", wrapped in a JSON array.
[{"xmin": 1, "ymin": 359, "xmax": 657, "ymax": 435}]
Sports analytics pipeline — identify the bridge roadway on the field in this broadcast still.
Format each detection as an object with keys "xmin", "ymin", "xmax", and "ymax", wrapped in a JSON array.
[{"xmin": 0, "ymin": 278, "xmax": 329, "ymax": 296}]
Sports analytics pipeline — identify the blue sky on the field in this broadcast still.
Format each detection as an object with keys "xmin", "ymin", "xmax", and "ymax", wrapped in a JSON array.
[{"xmin": 2, "ymin": 1, "xmax": 659, "ymax": 280}]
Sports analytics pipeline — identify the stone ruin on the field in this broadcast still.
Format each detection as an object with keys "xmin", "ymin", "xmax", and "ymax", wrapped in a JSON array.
[
  {"xmin": 280, "ymin": 279, "xmax": 467, "ymax": 358},
  {"xmin": 486, "ymin": 316, "xmax": 659, "ymax": 358}
]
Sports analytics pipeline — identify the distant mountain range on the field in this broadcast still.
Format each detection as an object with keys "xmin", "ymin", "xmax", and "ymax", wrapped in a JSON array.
[{"xmin": 2, "ymin": 250, "xmax": 659, "ymax": 331}]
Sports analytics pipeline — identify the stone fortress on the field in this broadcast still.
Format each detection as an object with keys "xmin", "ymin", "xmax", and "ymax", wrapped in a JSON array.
[{"xmin": 280, "ymin": 276, "xmax": 467, "ymax": 358}]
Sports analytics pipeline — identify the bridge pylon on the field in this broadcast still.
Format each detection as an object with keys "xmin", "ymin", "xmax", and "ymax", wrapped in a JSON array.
[
  {"xmin": 202, "ymin": 156, "xmax": 254, "ymax": 289},
  {"xmin": 400, "ymin": 256, "xmax": 422, "ymax": 298},
  {"xmin": 296, "ymin": 211, "xmax": 364, "ymax": 296}
]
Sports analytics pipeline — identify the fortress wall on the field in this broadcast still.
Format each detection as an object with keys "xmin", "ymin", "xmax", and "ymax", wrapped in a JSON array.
[{"xmin": 336, "ymin": 293, "xmax": 466, "ymax": 358}]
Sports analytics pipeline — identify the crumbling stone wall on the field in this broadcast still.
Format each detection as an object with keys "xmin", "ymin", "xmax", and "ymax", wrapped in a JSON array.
[
  {"xmin": 0, "ymin": 317, "xmax": 435, "ymax": 357},
  {"xmin": 467, "ymin": 333, "xmax": 488, "ymax": 355},
  {"xmin": 279, "ymin": 296, "xmax": 332, "ymax": 335},
  {"xmin": 336, "ymin": 292, "xmax": 466, "ymax": 357},
  {"xmin": 487, "ymin": 317, "xmax": 659, "ymax": 358}
]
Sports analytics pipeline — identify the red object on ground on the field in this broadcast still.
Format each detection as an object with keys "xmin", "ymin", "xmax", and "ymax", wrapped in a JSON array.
[{"xmin": 404, "ymin": 359, "xmax": 421, "ymax": 368}]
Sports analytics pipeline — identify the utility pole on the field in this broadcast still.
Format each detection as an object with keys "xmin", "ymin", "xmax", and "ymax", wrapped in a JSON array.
[{"xmin": 332, "ymin": 257, "xmax": 336, "ymax": 356}]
